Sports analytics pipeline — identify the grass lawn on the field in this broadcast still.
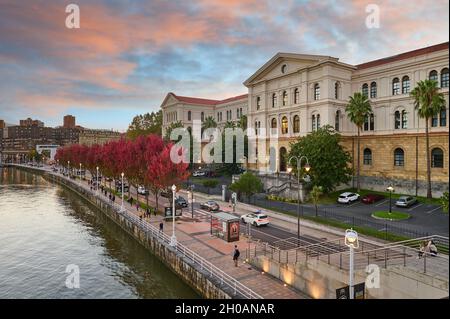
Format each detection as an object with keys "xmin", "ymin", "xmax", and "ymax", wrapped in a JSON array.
[{"xmin": 372, "ymin": 210, "xmax": 411, "ymax": 221}]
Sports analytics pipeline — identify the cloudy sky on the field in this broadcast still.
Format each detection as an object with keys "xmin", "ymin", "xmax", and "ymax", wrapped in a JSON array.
[{"xmin": 0, "ymin": 0, "xmax": 448, "ymax": 131}]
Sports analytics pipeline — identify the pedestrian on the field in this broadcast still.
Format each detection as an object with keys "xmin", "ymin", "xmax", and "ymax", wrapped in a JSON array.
[
  {"xmin": 233, "ymin": 245, "xmax": 240, "ymax": 267},
  {"xmin": 112, "ymin": 195, "xmax": 115, "ymax": 202},
  {"xmin": 146, "ymin": 207, "xmax": 150, "ymax": 218},
  {"xmin": 136, "ymin": 202, "xmax": 140, "ymax": 211},
  {"xmin": 109, "ymin": 194, "xmax": 112, "ymax": 202},
  {"xmin": 159, "ymin": 222, "xmax": 164, "ymax": 233},
  {"xmin": 153, "ymin": 208, "xmax": 157, "ymax": 216}
]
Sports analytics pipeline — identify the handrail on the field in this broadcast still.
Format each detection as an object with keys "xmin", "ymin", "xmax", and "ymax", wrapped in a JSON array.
[{"xmin": 14, "ymin": 164, "xmax": 263, "ymax": 299}]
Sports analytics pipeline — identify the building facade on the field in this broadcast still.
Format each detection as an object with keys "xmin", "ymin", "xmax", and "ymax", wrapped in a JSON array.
[
  {"xmin": 63, "ymin": 115, "xmax": 76, "ymax": 128},
  {"xmin": 78, "ymin": 129, "xmax": 122, "ymax": 146},
  {"xmin": 160, "ymin": 43, "xmax": 449, "ymax": 196}
]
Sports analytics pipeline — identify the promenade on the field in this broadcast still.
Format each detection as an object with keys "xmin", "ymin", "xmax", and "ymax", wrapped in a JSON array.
[{"xmin": 16, "ymin": 164, "xmax": 309, "ymax": 299}]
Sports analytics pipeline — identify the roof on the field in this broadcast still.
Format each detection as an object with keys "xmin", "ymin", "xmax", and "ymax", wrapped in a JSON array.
[
  {"xmin": 166, "ymin": 92, "xmax": 248, "ymax": 107},
  {"xmin": 212, "ymin": 212, "xmax": 240, "ymax": 221},
  {"xmin": 356, "ymin": 42, "xmax": 449, "ymax": 70}
]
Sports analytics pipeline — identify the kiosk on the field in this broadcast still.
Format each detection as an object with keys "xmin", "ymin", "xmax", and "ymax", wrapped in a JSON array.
[{"xmin": 211, "ymin": 212, "xmax": 240, "ymax": 242}]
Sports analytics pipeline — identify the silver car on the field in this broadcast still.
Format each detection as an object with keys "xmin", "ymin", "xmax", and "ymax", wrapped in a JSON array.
[{"xmin": 395, "ymin": 196, "xmax": 417, "ymax": 208}]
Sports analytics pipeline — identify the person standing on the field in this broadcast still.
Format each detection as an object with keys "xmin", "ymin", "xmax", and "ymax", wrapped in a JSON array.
[
  {"xmin": 159, "ymin": 222, "xmax": 164, "ymax": 233},
  {"xmin": 233, "ymin": 245, "xmax": 240, "ymax": 267}
]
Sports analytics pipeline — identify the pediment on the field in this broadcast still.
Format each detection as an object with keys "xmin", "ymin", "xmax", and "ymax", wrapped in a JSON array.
[
  {"xmin": 243, "ymin": 53, "xmax": 332, "ymax": 86},
  {"xmin": 160, "ymin": 93, "xmax": 180, "ymax": 108}
]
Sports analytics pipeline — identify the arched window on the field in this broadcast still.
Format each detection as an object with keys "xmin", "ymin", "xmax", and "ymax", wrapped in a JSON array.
[
  {"xmin": 432, "ymin": 113, "xmax": 438, "ymax": 127},
  {"xmin": 188, "ymin": 111, "xmax": 191, "ymax": 121},
  {"xmin": 201, "ymin": 112, "xmax": 204, "ymax": 122},
  {"xmin": 314, "ymin": 83, "xmax": 320, "ymax": 100},
  {"xmin": 392, "ymin": 78, "xmax": 400, "ymax": 95},
  {"xmin": 281, "ymin": 116, "xmax": 288, "ymax": 134},
  {"xmin": 279, "ymin": 147, "xmax": 287, "ymax": 172},
  {"xmin": 429, "ymin": 70, "xmax": 438, "ymax": 83},
  {"xmin": 271, "ymin": 118, "xmax": 277, "ymax": 128},
  {"xmin": 440, "ymin": 109, "xmax": 447, "ymax": 127},
  {"xmin": 335, "ymin": 82, "xmax": 340, "ymax": 99},
  {"xmin": 316, "ymin": 114, "xmax": 321, "ymax": 129},
  {"xmin": 370, "ymin": 82, "xmax": 377, "ymax": 98},
  {"xmin": 282, "ymin": 91, "xmax": 288, "ymax": 106},
  {"xmin": 312, "ymin": 115, "xmax": 316, "ymax": 131},
  {"xmin": 362, "ymin": 83, "xmax": 369, "ymax": 97},
  {"xmin": 364, "ymin": 114, "xmax": 369, "ymax": 131},
  {"xmin": 254, "ymin": 121, "xmax": 258, "ymax": 135},
  {"xmin": 363, "ymin": 148, "xmax": 372, "ymax": 165},
  {"xmin": 256, "ymin": 96, "xmax": 261, "ymax": 110},
  {"xmin": 402, "ymin": 76, "xmax": 410, "ymax": 94},
  {"xmin": 394, "ymin": 111, "xmax": 401, "ymax": 129},
  {"xmin": 401, "ymin": 110, "xmax": 408, "ymax": 129},
  {"xmin": 431, "ymin": 148, "xmax": 444, "ymax": 168},
  {"xmin": 272, "ymin": 93, "xmax": 277, "ymax": 107},
  {"xmin": 293, "ymin": 115, "xmax": 300, "ymax": 133},
  {"xmin": 294, "ymin": 88, "xmax": 299, "ymax": 104},
  {"xmin": 394, "ymin": 148, "xmax": 404, "ymax": 166},
  {"xmin": 370, "ymin": 113, "xmax": 374, "ymax": 131},
  {"xmin": 441, "ymin": 68, "xmax": 449, "ymax": 88},
  {"xmin": 335, "ymin": 110, "xmax": 340, "ymax": 131}
]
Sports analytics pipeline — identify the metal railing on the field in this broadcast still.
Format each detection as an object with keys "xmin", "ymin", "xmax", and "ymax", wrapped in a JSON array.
[{"xmin": 19, "ymin": 164, "xmax": 263, "ymax": 299}]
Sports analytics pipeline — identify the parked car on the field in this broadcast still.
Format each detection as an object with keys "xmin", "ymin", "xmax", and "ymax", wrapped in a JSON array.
[
  {"xmin": 175, "ymin": 196, "xmax": 188, "ymax": 208},
  {"xmin": 241, "ymin": 213, "xmax": 270, "ymax": 227},
  {"xmin": 192, "ymin": 170, "xmax": 207, "ymax": 177},
  {"xmin": 361, "ymin": 193, "xmax": 385, "ymax": 204},
  {"xmin": 395, "ymin": 196, "xmax": 417, "ymax": 208},
  {"xmin": 115, "ymin": 181, "xmax": 129, "ymax": 192},
  {"xmin": 137, "ymin": 186, "xmax": 149, "ymax": 195},
  {"xmin": 160, "ymin": 190, "xmax": 171, "ymax": 198},
  {"xmin": 337, "ymin": 192, "xmax": 360, "ymax": 204},
  {"xmin": 200, "ymin": 200, "xmax": 220, "ymax": 211}
]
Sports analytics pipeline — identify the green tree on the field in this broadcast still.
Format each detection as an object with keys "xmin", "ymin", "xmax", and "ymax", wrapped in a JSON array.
[
  {"xmin": 345, "ymin": 92, "xmax": 372, "ymax": 192},
  {"xmin": 410, "ymin": 80, "xmax": 446, "ymax": 198},
  {"xmin": 229, "ymin": 172, "xmax": 263, "ymax": 203},
  {"xmin": 201, "ymin": 116, "xmax": 217, "ymax": 134},
  {"xmin": 237, "ymin": 115, "xmax": 247, "ymax": 130},
  {"xmin": 164, "ymin": 121, "xmax": 184, "ymax": 141},
  {"xmin": 440, "ymin": 192, "xmax": 449, "ymax": 213},
  {"xmin": 127, "ymin": 110, "xmax": 162, "ymax": 139},
  {"xmin": 310, "ymin": 185, "xmax": 323, "ymax": 217},
  {"xmin": 288, "ymin": 125, "xmax": 352, "ymax": 193},
  {"xmin": 202, "ymin": 179, "xmax": 219, "ymax": 195}
]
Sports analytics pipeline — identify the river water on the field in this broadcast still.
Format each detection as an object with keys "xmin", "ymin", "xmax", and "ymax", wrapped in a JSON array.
[{"xmin": 0, "ymin": 167, "xmax": 199, "ymax": 299}]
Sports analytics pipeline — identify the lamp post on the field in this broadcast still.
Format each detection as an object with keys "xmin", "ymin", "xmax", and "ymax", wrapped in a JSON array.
[
  {"xmin": 121, "ymin": 172, "xmax": 125, "ymax": 211},
  {"xmin": 67, "ymin": 161, "xmax": 70, "ymax": 177},
  {"xmin": 386, "ymin": 185, "xmax": 394, "ymax": 215},
  {"xmin": 96, "ymin": 166, "xmax": 99, "ymax": 194},
  {"xmin": 287, "ymin": 156, "xmax": 310, "ymax": 241},
  {"xmin": 189, "ymin": 185, "xmax": 195, "ymax": 219},
  {"xmin": 345, "ymin": 229, "xmax": 359, "ymax": 299},
  {"xmin": 170, "ymin": 184, "xmax": 177, "ymax": 246},
  {"xmin": 79, "ymin": 163, "xmax": 82, "ymax": 185}
]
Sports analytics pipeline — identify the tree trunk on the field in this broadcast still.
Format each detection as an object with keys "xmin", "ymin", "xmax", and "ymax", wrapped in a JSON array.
[
  {"xmin": 357, "ymin": 126, "xmax": 361, "ymax": 192},
  {"xmin": 315, "ymin": 204, "xmax": 318, "ymax": 217},
  {"xmin": 425, "ymin": 119, "xmax": 432, "ymax": 198},
  {"xmin": 155, "ymin": 192, "xmax": 159, "ymax": 212}
]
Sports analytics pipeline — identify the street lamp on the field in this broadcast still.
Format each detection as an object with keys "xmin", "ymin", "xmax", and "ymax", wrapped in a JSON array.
[
  {"xmin": 386, "ymin": 185, "xmax": 394, "ymax": 215},
  {"xmin": 67, "ymin": 161, "xmax": 70, "ymax": 177},
  {"xmin": 79, "ymin": 163, "xmax": 82, "ymax": 185},
  {"xmin": 344, "ymin": 229, "xmax": 359, "ymax": 300},
  {"xmin": 287, "ymin": 156, "xmax": 310, "ymax": 242},
  {"xmin": 96, "ymin": 166, "xmax": 99, "ymax": 194},
  {"xmin": 170, "ymin": 184, "xmax": 177, "ymax": 246},
  {"xmin": 189, "ymin": 184, "xmax": 195, "ymax": 219},
  {"xmin": 121, "ymin": 172, "xmax": 125, "ymax": 211}
]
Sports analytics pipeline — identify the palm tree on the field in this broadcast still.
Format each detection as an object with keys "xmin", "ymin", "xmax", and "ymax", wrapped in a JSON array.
[
  {"xmin": 201, "ymin": 116, "xmax": 217, "ymax": 131},
  {"xmin": 224, "ymin": 120, "xmax": 235, "ymax": 129},
  {"xmin": 237, "ymin": 114, "xmax": 247, "ymax": 130},
  {"xmin": 345, "ymin": 92, "xmax": 372, "ymax": 192},
  {"xmin": 410, "ymin": 79, "xmax": 446, "ymax": 198}
]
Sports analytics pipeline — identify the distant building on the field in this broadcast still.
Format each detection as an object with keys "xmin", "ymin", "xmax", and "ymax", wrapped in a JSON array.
[
  {"xmin": 20, "ymin": 118, "xmax": 44, "ymax": 127},
  {"xmin": 79, "ymin": 129, "xmax": 122, "ymax": 146},
  {"xmin": 63, "ymin": 115, "xmax": 76, "ymax": 128},
  {"xmin": 0, "ymin": 120, "xmax": 5, "ymax": 129}
]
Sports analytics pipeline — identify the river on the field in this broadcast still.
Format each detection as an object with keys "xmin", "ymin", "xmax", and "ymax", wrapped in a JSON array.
[{"xmin": 0, "ymin": 167, "xmax": 199, "ymax": 299}]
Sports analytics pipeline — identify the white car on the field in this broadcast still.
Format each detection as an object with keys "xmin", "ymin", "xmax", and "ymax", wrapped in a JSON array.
[
  {"xmin": 337, "ymin": 192, "xmax": 360, "ymax": 204},
  {"xmin": 192, "ymin": 170, "xmax": 207, "ymax": 177},
  {"xmin": 137, "ymin": 186, "xmax": 149, "ymax": 195},
  {"xmin": 240, "ymin": 213, "xmax": 269, "ymax": 227}
]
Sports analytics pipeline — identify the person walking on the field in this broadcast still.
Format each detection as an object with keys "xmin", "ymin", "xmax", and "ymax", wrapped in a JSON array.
[
  {"xmin": 159, "ymin": 222, "xmax": 164, "ymax": 233},
  {"xmin": 112, "ymin": 195, "xmax": 115, "ymax": 202},
  {"xmin": 233, "ymin": 245, "xmax": 240, "ymax": 267},
  {"xmin": 136, "ymin": 202, "xmax": 139, "ymax": 212}
]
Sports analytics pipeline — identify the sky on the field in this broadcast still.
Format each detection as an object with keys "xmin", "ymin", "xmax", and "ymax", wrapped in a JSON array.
[{"xmin": 0, "ymin": 0, "xmax": 448, "ymax": 132}]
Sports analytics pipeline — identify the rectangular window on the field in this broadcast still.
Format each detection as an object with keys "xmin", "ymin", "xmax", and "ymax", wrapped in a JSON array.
[
  {"xmin": 370, "ymin": 114, "xmax": 374, "ymax": 131},
  {"xmin": 432, "ymin": 115, "xmax": 438, "ymax": 127},
  {"xmin": 440, "ymin": 110, "xmax": 447, "ymax": 127},
  {"xmin": 394, "ymin": 154, "xmax": 404, "ymax": 166},
  {"xmin": 363, "ymin": 154, "xmax": 372, "ymax": 165},
  {"xmin": 363, "ymin": 116, "xmax": 369, "ymax": 131},
  {"xmin": 393, "ymin": 82, "xmax": 400, "ymax": 95}
]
